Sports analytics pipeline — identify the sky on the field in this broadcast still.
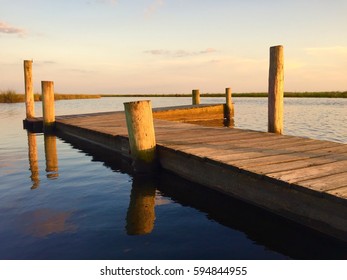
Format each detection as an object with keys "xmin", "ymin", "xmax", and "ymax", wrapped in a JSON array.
[{"xmin": 1, "ymin": 0, "xmax": 347, "ymax": 94}]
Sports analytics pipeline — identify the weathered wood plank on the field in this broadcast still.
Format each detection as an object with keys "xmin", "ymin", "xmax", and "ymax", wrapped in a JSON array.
[
  {"xmin": 267, "ymin": 160, "xmax": 347, "ymax": 185},
  {"xmin": 224, "ymin": 145, "xmax": 347, "ymax": 168},
  {"xmin": 327, "ymin": 186, "xmax": 347, "ymax": 199},
  {"xmin": 245, "ymin": 154, "xmax": 346, "ymax": 175},
  {"xmin": 295, "ymin": 172, "xmax": 347, "ymax": 192}
]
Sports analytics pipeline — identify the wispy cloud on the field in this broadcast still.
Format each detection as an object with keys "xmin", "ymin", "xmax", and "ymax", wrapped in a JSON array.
[
  {"xmin": 33, "ymin": 61, "xmax": 58, "ymax": 67},
  {"xmin": 87, "ymin": 0, "xmax": 118, "ymax": 5},
  {"xmin": 144, "ymin": 0, "xmax": 164, "ymax": 18},
  {"xmin": 100, "ymin": 0, "xmax": 118, "ymax": 4},
  {"xmin": 0, "ymin": 21, "xmax": 26, "ymax": 37},
  {"xmin": 200, "ymin": 48, "xmax": 217, "ymax": 54},
  {"xmin": 66, "ymin": 68, "xmax": 97, "ymax": 74},
  {"xmin": 42, "ymin": 61, "xmax": 57, "ymax": 65},
  {"xmin": 305, "ymin": 46, "xmax": 347, "ymax": 56},
  {"xmin": 145, "ymin": 48, "xmax": 217, "ymax": 57}
]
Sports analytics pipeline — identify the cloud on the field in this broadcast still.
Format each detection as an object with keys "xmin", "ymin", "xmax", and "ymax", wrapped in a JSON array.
[
  {"xmin": 0, "ymin": 21, "xmax": 25, "ymax": 36},
  {"xmin": 42, "ymin": 61, "xmax": 57, "ymax": 64},
  {"xmin": 66, "ymin": 68, "xmax": 97, "ymax": 74},
  {"xmin": 145, "ymin": 48, "xmax": 217, "ymax": 57},
  {"xmin": 305, "ymin": 46, "xmax": 347, "ymax": 56},
  {"xmin": 33, "ymin": 61, "xmax": 58, "ymax": 67},
  {"xmin": 86, "ymin": 0, "xmax": 117, "ymax": 5},
  {"xmin": 144, "ymin": 0, "xmax": 164, "ymax": 18},
  {"xmin": 200, "ymin": 48, "xmax": 217, "ymax": 54},
  {"xmin": 145, "ymin": 49, "xmax": 170, "ymax": 56}
]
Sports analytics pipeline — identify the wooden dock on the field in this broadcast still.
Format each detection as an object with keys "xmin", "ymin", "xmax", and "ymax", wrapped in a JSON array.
[{"xmin": 25, "ymin": 104, "xmax": 347, "ymax": 242}]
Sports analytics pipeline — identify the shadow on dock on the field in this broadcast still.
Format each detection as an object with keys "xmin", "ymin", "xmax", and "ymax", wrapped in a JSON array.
[{"xmin": 55, "ymin": 130, "xmax": 347, "ymax": 260}]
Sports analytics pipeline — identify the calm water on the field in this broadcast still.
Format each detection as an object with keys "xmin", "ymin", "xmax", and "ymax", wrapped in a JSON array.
[{"xmin": 0, "ymin": 97, "xmax": 346, "ymax": 260}]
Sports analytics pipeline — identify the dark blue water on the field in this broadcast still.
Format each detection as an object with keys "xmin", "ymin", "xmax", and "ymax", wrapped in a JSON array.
[{"xmin": 0, "ymin": 98, "xmax": 346, "ymax": 260}]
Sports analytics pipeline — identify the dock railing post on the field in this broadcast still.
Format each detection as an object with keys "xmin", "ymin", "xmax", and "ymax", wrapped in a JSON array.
[
  {"xmin": 268, "ymin": 45, "xmax": 284, "ymax": 134},
  {"xmin": 24, "ymin": 60, "xmax": 35, "ymax": 119},
  {"xmin": 192, "ymin": 89, "xmax": 200, "ymax": 105},
  {"xmin": 41, "ymin": 81, "xmax": 55, "ymax": 133},
  {"xmin": 224, "ymin": 87, "xmax": 234, "ymax": 120},
  {"xmin": 123, "ymin": 100, "xmax": 157, "ymax": 173}
]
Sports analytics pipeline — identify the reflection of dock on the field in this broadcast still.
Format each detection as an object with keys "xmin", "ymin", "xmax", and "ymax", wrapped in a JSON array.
[{"xmin": 50, "ymin": 106, "xmax": 347, "ymax": 242}]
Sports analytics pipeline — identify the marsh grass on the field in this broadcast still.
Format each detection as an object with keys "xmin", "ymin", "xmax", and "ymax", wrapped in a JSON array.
[
  {"xmin": 102, "ymin": 91, "xmax": 347, "ymax": 98},
  {"xmin": 0, "ymin": 90, "xmax": 101, "ymax": 103},
  {"xmin": 0, "ymin": 90, "xmax": 24, "ymax": 103},
  {"xmin": 1, "ymin": 90, "xmax": 346, "ymax": 103}
]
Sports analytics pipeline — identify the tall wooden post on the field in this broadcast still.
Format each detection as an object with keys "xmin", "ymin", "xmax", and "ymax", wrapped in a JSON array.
[
  {"xmin": 224, "ymin": 87, "xmax": 234, "ymax": 120},
  {"xmin": 24, "ymin": 60, "xmax": 35, "ymax": 119},
  {"xmin": 41, "ymin": 81, "xmax": 55, "ymax": 132},
  {"xmin": 124, "ymin": 100, "xmax": 157, "ymax": 173},
  {"xmin": 192, "ymin": 89, "xmax": 200, "ymax": 105},
  {"xmin": 268, "ymin": 45, "xmax": 284, "ymax": 134}
]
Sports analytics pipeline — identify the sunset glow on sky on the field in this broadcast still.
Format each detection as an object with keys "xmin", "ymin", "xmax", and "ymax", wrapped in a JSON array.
[{"xmin": 1, "ymin": 0, "xmax": 347, "ymax": 94}]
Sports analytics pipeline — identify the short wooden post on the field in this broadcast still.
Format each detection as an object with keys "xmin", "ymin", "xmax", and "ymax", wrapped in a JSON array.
[
  {"xmin": 268, "ymin": 45, "xmax": 284, "ymax": 134},
  {"xmin": 124, "ymin": 100, "xmax": 157, "ymax": 173},
  {"xmin": 41, "ymin": 81, "xmax": 55, "ymax": 132},
  {"xmin": 192, "ymin": 89, "xmax": 200, "ymax": 105},
  {"xmin": 24, "ymin": 60, "xmax": 35, "ymax": 119},
  {"xmin": 224, "ymin": 87, "xmax": 234, "ymax": 120},
  {"xmin": 44, "ymin": 134, "xmax": 59, "ymax": 179}
]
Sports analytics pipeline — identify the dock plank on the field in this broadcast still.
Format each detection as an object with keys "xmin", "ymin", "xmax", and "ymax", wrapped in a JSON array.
[
  {"xmin": 267, "ymin": 160, "xmax": 347, "ymax": 185},
  {"xmin": 244, "ymin": 154, "xmax": 347, "ymax": 175},
  {"xmin": 327, "ymin": 186, "xmax": 347, "ymax": 199},
  {"xmin": 296, "ymin": 172, "xmax": 347, "ymax": 191},
  {"xmin": 223, "ymin": 145, "xmax": 347, "ymax": 168}
]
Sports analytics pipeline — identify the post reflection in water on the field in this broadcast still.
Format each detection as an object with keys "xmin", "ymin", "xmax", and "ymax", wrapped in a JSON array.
[
  {"xmin": 126, "ymin": 176, "xmax": 156, "ymax": 235},
  {"xmin": 184, "ymin": 118, "xmax": 235, "ymax": 128},
  {"xmin": 44, "ymin": 134, "xmax": 59, "ymax": 179},
  {"xmin": 27, "ymin": 131, "xmax": 40, "ymax": 189}
]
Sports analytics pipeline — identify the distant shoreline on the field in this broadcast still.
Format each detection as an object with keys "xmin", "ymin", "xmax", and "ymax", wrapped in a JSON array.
[
  {"xmin": 1, "ymin": 90, "xmax": 346, "ymax": 103},
  {"xmin": 0, "ymin": 92, "xmax": 101, "ymax": 103},
  {"xmin": 101, "ymin": 92, "xmax": 347, "ymax": 98}
]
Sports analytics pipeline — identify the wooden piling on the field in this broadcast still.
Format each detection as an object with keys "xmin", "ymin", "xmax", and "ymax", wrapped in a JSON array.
[
  {"xmin": 192, "ymin": 89, "xmax": 200, "ymax": 105},
  {"xmin": 268, "ymin": 45, "xmax": 284, "ymax": 134},
  {"xmin": 41, "ymin": 81, "xmax": 55, "ymax": 132},
  {"xmin": 224, "ymin": 87, "xmax": 234, "ymax": 120},
  {"xmin": 24, "ymin": 60, "xmax": 35, "ymax": 119},
  {"xmin": 124, "ymin": 100, "xmax": 157, "ymax": 173}
]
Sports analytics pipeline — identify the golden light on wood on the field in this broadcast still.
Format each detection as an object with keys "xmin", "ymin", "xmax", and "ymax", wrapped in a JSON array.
[
  {"xmin": 268, "ymin": 45, "xmax": 284, "ymax": 134},
  {"xmin": 42, "ymin": 81, "xmax": 55, "ymax": 132},
  {"xmin": 24, "ymin": 60, "xmax": 35, "ymax": 119}
]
